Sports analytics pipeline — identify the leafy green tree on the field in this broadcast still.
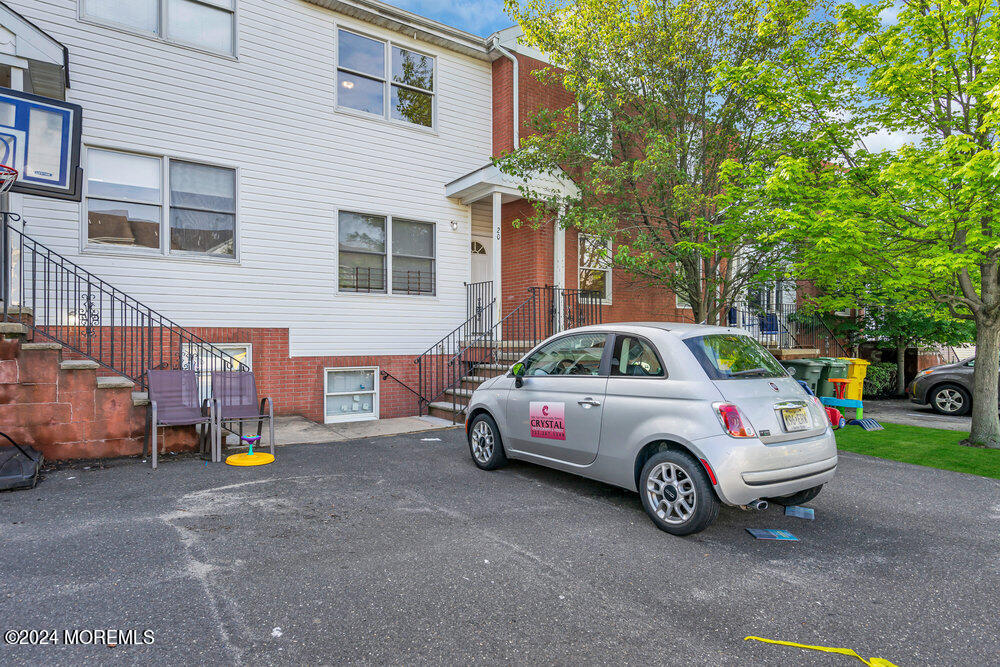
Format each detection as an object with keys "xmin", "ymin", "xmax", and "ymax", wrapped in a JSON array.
[
  {"xmin": 496, "ymin": 0, "xmax": 802, "ymax": 324},
  {"xmin": 720, "ymin": 0, "xmax": 1000, "ymax": 446},
  {"xmin": 860, "ymin": 305, "xmax": 975, "ymax": 395}
]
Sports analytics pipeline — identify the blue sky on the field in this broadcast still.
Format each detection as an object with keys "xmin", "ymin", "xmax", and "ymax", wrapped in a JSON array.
[{"xmin": 391, "ymin": 0, "xmax": 514, "ymax": 37}]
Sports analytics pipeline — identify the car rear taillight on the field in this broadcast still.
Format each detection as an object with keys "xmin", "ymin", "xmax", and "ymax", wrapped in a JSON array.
[{"xmin": 715, "ymin": 403, "xmax": 755, "ymax": 438}]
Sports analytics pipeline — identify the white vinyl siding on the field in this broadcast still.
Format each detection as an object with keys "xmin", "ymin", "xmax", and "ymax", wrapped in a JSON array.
[{"xmin": 16, "ymin": 0, "xmax": 492, "ymax": 357}]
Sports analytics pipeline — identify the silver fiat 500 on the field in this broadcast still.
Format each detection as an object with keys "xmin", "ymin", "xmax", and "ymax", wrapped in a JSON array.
[{"xmin": 465, "ymin": 323, "xmax": 837, "ymax": 535}]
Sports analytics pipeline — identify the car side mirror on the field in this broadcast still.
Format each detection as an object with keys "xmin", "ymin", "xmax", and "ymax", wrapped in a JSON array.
[{"xmin": 511, "ymin": 362, "xmax": 525, "ymax": 388}]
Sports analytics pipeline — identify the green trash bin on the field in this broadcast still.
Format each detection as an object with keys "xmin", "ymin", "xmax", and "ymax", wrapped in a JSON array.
[
  {"xmin": 815, "ymin": 357, "xmax": 849, "ymax": 398},
  {"xmin": 781, "ymin": 358, "xmax": 825, "ymax": 395}
]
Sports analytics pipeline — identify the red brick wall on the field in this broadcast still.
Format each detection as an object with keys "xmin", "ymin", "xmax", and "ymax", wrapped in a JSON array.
[
  {"xmin": 517, "ymin": 53, "xmax": 575, "ymax": 148},
  {"xmin": 493, "ymin": 57, "xmax": 514, "ymax": 156},
  {"xmin": 0, "ymin": 336, "xmax": 197, "ymax": 461},
  {"xmin": 52, "ymin": 326, "xmax": 423, "ymax": 423},
  {"xmin": 500, "ymin": 200, "xmax": 553, "ymax": 316}
]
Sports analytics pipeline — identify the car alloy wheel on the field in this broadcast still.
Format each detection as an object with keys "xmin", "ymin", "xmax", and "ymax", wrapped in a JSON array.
[
  {"xmin": 470, "ymin": 420, "xmax": 495, "ymax": 464},
  {"xmin": 934, "ymin": 387, "xmax": 965, "ymax": 414},
  {"xmin": 645, "ymin": 462, "xmax": 697, "ymax": 525}
]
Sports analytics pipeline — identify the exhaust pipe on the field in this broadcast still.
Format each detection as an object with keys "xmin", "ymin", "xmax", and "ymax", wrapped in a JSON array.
[{"xmin": 740, "ymin": 499, "xmax": 768, "ymax": 511}]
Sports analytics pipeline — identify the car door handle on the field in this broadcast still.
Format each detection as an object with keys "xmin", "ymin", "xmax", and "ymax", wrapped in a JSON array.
[{"xmin": 578, "ymin": 398, "xmax": 602, "ymax": 407}]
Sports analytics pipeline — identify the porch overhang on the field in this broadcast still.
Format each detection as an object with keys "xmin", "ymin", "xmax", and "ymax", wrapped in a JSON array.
[
  {"xmin": 0, "ymin": 1, "xmax": 70, "ymax": 99},
  {"xmin": 444, "ymin": 163, "xmax": 578, "ymax": 206}
]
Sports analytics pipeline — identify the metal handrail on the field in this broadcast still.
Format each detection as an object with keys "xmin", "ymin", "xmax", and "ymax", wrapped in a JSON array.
[{"xmin": 1, "ymin": 214, "xmax": 249, "ymax": 389}]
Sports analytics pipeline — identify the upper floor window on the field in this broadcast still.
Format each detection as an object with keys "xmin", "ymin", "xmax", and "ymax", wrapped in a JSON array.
[
  {"xmin": 81, "ymin": 0, "xmax": 236, "ymax": 56},
  {"xmin": 85, "ymin": 148, "xmax": 237, "ymax": 259},
  {"xmin": 579, "ymin": 234, "xmax": 613, "ymax": 301},
  {"xmin": 336, "ymin": 28, "xmax": 435, "ymax": 128}
]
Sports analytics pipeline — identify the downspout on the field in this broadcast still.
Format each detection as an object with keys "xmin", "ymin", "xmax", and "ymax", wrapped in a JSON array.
[{"xmin": 490, "ymin": 37, "xmax": 519, "ymax": 150}]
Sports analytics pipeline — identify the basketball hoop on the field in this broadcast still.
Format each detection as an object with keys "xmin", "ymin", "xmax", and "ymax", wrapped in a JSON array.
[{"xmin": 0, "ymin": 165, "xmax": 18, "ymax": 195}]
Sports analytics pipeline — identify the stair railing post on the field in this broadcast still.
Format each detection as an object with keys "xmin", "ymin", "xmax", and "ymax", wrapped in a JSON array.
[{"xmin": 1, "ymin": 211, "xmax": 8, "ymax": 321}]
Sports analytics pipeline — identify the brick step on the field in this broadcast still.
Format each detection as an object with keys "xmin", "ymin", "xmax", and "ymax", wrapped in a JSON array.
[
  {"xmin": 0, "ymin": 333, "xmax": 196, "ymax": 461},
  {"xmin": 428, "ymin": 401, "xmax": 466, "ymax": 422}
]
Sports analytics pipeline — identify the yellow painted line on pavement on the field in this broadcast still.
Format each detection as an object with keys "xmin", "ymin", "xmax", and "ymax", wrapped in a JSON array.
[{"xmin": 745, "ymin": 636, "xmax": 898, "ymax": 666}]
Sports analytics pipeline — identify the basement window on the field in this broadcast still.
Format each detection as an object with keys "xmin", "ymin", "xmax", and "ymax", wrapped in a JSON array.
[{"xmin": 324, "ymin": 367, "xmax": 378, "ymax": 423}]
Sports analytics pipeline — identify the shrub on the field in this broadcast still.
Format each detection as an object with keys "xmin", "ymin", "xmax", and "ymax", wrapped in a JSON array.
[{"xmin": 863, "ymin": 362, "xmax": 898, "ymax": 399}]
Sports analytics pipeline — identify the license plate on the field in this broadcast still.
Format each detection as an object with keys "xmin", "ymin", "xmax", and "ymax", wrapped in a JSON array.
[{"xmin": 781, "ymin": 407, "xmax": 811, "ymax": 432}]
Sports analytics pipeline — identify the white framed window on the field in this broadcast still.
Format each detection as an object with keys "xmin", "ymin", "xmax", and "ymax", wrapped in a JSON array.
[
  {"xmin": 80, "ymin": 0, "xmax": 236, "ymax": 56},
  {"xmin": 324, "ymin": 366, "xmax": 378, "ymax": 423},
  {"xmin": 84, "ymin": 147, "xmax": 237, "ymax": 260},
  {"xmin": 336, "ymin": 28, "xmax": 435, "ymax": 129},
  {"xmin": 579, "ymin": 233, "xmax": 613, "ymax": 302},
  {"xmin": 183, "ymin": 342, "xmax": 252, "ymax": 401},
  {"xmin": 338, "ymin": 211, "xmax": 436, "ymax": 295}
]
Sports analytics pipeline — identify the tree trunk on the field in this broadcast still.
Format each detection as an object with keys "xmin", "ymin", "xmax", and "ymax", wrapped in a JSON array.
[
  {"xmin": 965, "ymin": 317, "xmax": 1000, "ymax": 448},
  {"xmin": 895, "ymin": 340, "xmax": 907, "ymax": 397}
]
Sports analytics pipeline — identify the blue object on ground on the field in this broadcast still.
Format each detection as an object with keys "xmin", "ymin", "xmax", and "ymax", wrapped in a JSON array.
[
  {"xmin": 848, "ymin": 418, "xmax": 884, "ymax": 431},
  {"xmin": 746, "ymin": 528, "xmax": 799, "ymax": 541},
  {"xmin": 784, "ymin": 506, "xmax": 815, "ymax": 520}
]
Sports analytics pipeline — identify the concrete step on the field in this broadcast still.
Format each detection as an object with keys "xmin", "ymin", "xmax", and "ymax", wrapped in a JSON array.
[
  {"xmin": 0, "ymin": 323, "xmax": 28, "ymax": 337},
  {"xmin": 461, "ymin": 375, "xmax": 491, "ymax": 385},
  {"xmin": 97, "ymin": 375, "xmax": 135, "ymax": 389},
  {"xmin": 444, "ymin": 387, "xmax": 474, "ymax": 399},
  {"xmin": 474, "ymin": 363, "xmax": 510, "ymax": 373},
  {"xmin": 21, "ymin": 342, "xmax": 62, "ymax": 351},
  {"xmin": 132, "ymin": 391, "xmax": 149, "ymax": 406},
  {"xmin": 60, "ymin": 359, "xmax": 99, "ymax": 371}
]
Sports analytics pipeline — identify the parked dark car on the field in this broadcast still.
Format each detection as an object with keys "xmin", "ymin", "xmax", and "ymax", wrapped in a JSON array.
[{"xmin": 907, "ymin": 358, "xmax": 977, "ymax": 415}]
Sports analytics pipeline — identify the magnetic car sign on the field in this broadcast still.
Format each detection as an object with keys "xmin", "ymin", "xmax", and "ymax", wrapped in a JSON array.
[{"xmin": 529, "ymin": 402, "xmax": 565, "ymax": 440}]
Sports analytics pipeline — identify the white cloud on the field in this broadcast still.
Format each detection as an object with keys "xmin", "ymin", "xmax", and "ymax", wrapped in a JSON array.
[
  {"xmin": 878, "ymin": 0, "xmax": 905, "ymax": 25},
  {"xmin": 859, "ymin": 128, "xmax": 922, "ymax": 152}
]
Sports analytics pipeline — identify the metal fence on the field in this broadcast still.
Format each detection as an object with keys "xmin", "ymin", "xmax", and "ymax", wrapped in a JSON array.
[
  {"xmin": 1, "ymin": 214, "xmax": 249, "ymax": 389},
  {"xmin": 416, "ymin": 285, "xmax": 604, "ymax": 420}
]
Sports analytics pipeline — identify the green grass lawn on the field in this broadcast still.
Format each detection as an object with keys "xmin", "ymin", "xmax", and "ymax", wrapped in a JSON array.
[{"xmin": 835, "ymin": 422, "xmax": 1000, "ymax": 479}]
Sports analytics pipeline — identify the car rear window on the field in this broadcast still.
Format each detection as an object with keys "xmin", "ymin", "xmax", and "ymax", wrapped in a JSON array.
[{"xmin": 683, "ymin": 334, "xmax": 788, "ymax": 380}]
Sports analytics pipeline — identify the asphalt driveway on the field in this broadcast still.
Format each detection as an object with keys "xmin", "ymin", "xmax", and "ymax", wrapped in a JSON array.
[
  {"xmin": 2, "ymin": 428, "xmax": 999, "ymax": 665},
  {"xmin": 863, "ymin": 398, "xmax": 971, "ymax": 432}
]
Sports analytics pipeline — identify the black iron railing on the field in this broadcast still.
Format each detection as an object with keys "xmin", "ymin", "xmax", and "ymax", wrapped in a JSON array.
[
  {"xmin": 727, "ymin": 303, "xmax": 847, "ymax": 357},
  {"xmin": 1, "ymin": 214, "xmax": 248, "ymax": 389},
  {"xmin": 339, "ymin": 266, "xmax": 436, "ymax": 295},
  {"xmin": 465, "ymin": 280, "xmax": 493, "ymax": 330},
  {"xmin": 415, "ymin": 286, "xmax": 605, "ymax": 421},
  {"xmin": 532, "ymin": 285, "xmax": 603, "ymax": 337}
]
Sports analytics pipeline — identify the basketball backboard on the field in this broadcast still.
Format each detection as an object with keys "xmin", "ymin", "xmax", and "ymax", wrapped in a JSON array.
[{"xmin": 0, "ymin": 87, "xmax": 82, "ymax": 201}]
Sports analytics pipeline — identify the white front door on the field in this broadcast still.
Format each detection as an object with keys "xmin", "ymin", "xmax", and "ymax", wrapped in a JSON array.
[
  {"xmin": 470, "ymin": 235, "xmax": 492, "ymax": 332},
  {"xmin": 471, "ymin": 235, "xmax": 492, "ymax": 283}
]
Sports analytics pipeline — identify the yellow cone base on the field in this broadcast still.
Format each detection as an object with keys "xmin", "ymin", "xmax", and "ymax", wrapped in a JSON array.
[{"xmin": 225, "ymin": 452, "xmax": 275, "ymax": 467}]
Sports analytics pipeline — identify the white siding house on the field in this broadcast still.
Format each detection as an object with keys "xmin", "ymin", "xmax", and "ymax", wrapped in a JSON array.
[{"xmin": 11, "ymin": 0, "xmax": 493, "ymax": 362}]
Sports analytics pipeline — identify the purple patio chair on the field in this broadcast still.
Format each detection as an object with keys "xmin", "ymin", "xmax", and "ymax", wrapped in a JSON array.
[
  {"xmin": 145, "ymin": 370, "xmax": 219, "ymax": 469},
  {"xmin": 211, "ymin": 371, "xmax": 274, "ymax": 460}
]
